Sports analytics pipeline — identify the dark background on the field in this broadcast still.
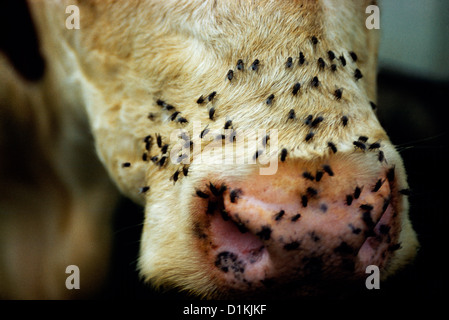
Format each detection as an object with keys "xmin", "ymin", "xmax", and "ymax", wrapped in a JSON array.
[{"xmin": 1, "ymin": 0, "xmax": 447, "ymax": 305}]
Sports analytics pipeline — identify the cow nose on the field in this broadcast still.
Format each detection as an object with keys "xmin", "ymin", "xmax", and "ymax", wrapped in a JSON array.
[{"xmin": 193, "ymin": 153, "xmax": 404, "ymax": 294}]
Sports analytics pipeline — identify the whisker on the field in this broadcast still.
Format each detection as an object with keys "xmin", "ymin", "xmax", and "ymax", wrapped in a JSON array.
[
  {"xmin": 113, "ymin": 222, "xmax": 145, "ymax": 236},
  {"xmin": 397, "ymin": 145, "xmax": 447, "ymax": 153},
  {"xmin": 395, "ymin": 132, "xmax": 446, "ymax": 148}
]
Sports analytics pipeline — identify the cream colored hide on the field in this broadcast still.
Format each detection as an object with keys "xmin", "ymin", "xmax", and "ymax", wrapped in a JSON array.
[{"xmin": 0, "ymin": 0, "xmax": 418, "ymax": 299}]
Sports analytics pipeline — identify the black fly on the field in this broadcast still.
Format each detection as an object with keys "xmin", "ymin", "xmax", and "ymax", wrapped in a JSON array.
[
  {"xmin": 171, "ymin": 170, "xmax": 180, "ymax": 184},
  {"xmin": 311, "ymin": 116, "xmax": 324, "ymax": 128},
  {"xmin": 209, "ymin": 107, "xmax": 216, "ymax": 120},
  {"xmin": 292, "ymin": 82, "xmax": 301, "ymax": 95},
  {"xmin": 169, "ymin": 111, "xmax": 180, "ymax": 121},
  {"xmin": 208, "ymin": 91, "xmax": 217, "ymax": 102},
  {"xmin": 227, "ymin": 69, "xmax": 234, "ymax": 81},
  {"xmin": 224, "ymin": 120, "xmax": 233, "ymax": 129},
  {"xmin": 251, "ymin": 59, "xmax": 260, "ymax": 71},
  {"xmin": 334, "ymin": 88, "xmax": 343, "ymax": 100},
  {"xmin": 318, "ymin": 57, "xmax": 325, "ymax": 70},
  {"xmin": 200, "ymin": 125, "xmax": 210, "ymax": 139},
  {"xmin": 353, "ymin": 141, "xmax": 366, "ymax": 151},
  {"xmin": 328, "ymin": 142, "xmax": 337, "ymax": 153},
  {"xmin": 236, "ymin": 59, "xmax": 244, "ymax": 71},
  {"xmin": 196, "ymin": 190, "xmax": 209, "ymax": 199},
  {"xmin": 197, "ymin": 95, "xmax": 205, "ymax": 104},
  {"xmin": 358, "ymin": 136, "xmax": 369, "ymax": 143},
  {"xmin": 303, "ymin": 172, "xmax": 315, "ymax": 181},
  {"xmin": 287, "ymin": 109, "xmax": 296, "ymax": 120},
  {"xmin": 230, "ymin": 189, "xmax": 243, "ymax": 203},
  {"xmin": 299, "ymin": 52, "xmax": 305, "ymax": 65},
  {"xmin": 322, "ymin": 164, "xmax": 334, "ymax": 176},
  {"xmin": 354, "ymin": 186, "xmax": 362, "ymax": 199},
  {"xmin": 368, "ymin": 142, "xmax": 381, "ymax": 150},
  {"xmin": 372, "ymin": 179, "xmax": 384, "ymax": 192},
  {"xmin": 280, "ymin": 148, "xmax": 288, "ymax": 162},
  {"xmin": 354, "ymin": 68, "xmax": 363, "ymax": 80},
  {"xmin": 305, "ymin": 132, "xmax": 315, "ymax": 142}
]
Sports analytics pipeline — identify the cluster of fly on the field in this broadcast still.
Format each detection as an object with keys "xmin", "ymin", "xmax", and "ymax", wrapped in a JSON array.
[
  {"xmin": 144, "ymin": 45, "xmax": 367, "ymax": 195},
  {"xmin": 351, "ymin": 136, "xmax": 385, "ymax": 164},
  {"xmin": 298, "ymin": 163, "xmax": 334, "ymax": 209},
  {"xmin": 143, "ymin": 133, "xmax": 169, "ymax": 168},
  {"xmin": 168, "ymin": 169, "xmax": 183, "ymax": 186},
  {"xmin": 156, "ymin": 98, "xmax": 189, "ymax": 125},
  {"xmin": 197, "ymin": 91, "xmax": 217, "ymax": 105},
  {"xmin": 194, "ymin": 186, "xmax": 248, "ymax": 240},
  {"xmin": 353, "ymin": 135, "xmax": 378, "ymax": 151},
  {"xmin": 196, "ymin": 91, "xmax": 220, "ymax": 125}
]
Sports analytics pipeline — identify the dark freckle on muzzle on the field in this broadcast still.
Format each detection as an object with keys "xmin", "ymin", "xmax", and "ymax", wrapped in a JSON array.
[
  {"xmin": 284, "ymin": 241, "xmax": 301, "ymax": 251},
  {"xmin": 256, "ymin": 226, "xmax": 272, "ymax": 241},
  {"xmin": 215, "ymin": 251, "xmax": 245, "ymax": 274}
]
